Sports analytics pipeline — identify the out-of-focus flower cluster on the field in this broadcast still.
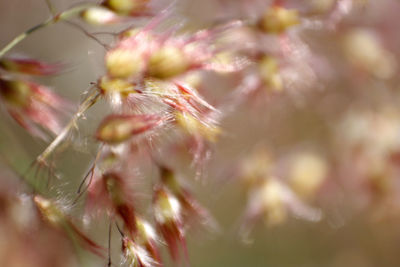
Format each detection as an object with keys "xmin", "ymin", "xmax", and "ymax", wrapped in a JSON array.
[{"xmin": 0, "ymin": 57, "xmax": 70, "ymax": 140}]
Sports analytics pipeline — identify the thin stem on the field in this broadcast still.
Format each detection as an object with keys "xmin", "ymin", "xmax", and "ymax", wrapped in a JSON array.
[
  {"xmin": 64, "ymin": 21, "xmax": 110, "ymax": 49},
  {"xmin": 107, "ymin": 220, "xmax": 112, "ymax": 267},
  {"xmin": 37, "ymin": 87, "xmax": 101, "ymax": 165},
  {"xmin": 0, "ymin": 3, "xmax": 94, "ymax": 58}
]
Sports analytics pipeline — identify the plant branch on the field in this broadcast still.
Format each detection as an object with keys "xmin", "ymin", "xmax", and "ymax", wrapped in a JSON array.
[
  {"xmin": 36, "ymin": 87, "xmax": 101, "ymax": 165},
  {"xmin": 0, "ymin": 3, "xmax": 94, "ymax": 58}
]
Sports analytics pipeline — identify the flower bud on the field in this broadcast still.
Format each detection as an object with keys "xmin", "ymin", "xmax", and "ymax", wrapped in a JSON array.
[
  {"xmin": 175, "ymin": 111, "xmax": 220, "ymax": 142},
  {"xmin": 33, "ymin": 195, "xmax": 64, "ymax": 226},
  {"xmin": 96, "ymin": 114, "xmax": 163, "ymax": 144},
  {"xmin": 81, "ymin": 6, "xmax": 119, "ymax": 25},
  {"xmin": 154, "ymin": 188, "xmax": 181, "ymax": 224},
  {"xmin": 106, "ymin": 48, "xmax": 145, "ymax": 79},
  {"xmin": 122, "ymin": 237, "xmax": 155, "ymax": 267},
  {"xmin": 104, "ymin": 0, "xmax": 149, "ymax": 16},
  {"xmin": 119, "ymin": 27, "xmax": 141, "ymax": 40},
  {"xmin": 148, "ymin": 46, "xmax": 189, "ymax": 79},
  {"xmin": 0, "ymin": 78, "xmax": 70, "ymax": 138},
  {"xmin": 99, "ymin": 76, "xmax": 137, "ymax": 96},
  {"xmin": 153, "ymin": 187, "xmax": 187, "ymax": 262},
  {"xmin": 34, "ymin": 196, "xmax": 105, "ymax": 256},
  {"xmin": 259, "ymin": 6, "xmax": 300, "ymax": 34},
  {"xmin": 103, "ymin": 172, "xmax": 137, "ymax": 235},
  {"xmin": 0, "ymin": 79, "xmax": 32, "ymax": 107},
  {"xmin": 135, "ymin": 217, "xmax": 161, "ymax": 264},
  {"xmin": 0, "ymin": 58, "xmax": 61, "ymax": 76}
]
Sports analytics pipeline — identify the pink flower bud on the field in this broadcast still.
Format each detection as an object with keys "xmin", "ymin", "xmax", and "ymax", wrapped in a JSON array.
[
  {"xmin": 34, "ymin": 196, "xmax": 105, "ymax": 257},
  {"xmin": 96, "ymin": 114, "xmax": 165, "ymax": 144},
  {"xmin": 103, "ymin": 172, "xmax": 137, "ymax": 235},
  {"xmin": 122, "ymin": 237, "xmax": 157, "ymax": 267},
  {"xmin": 0, "ymin": 78, "xmax": 70, "ymax": 139},
  {"xmin": 0, "ymin": 57, "xmax": 62, "ymax": 76},
  {"xmin": 153, "ymin": 187, "xmax": 187, "ymax": 262}
]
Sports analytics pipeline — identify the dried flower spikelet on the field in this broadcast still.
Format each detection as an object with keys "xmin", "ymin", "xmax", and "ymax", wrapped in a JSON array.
[
  {"xmin": 104, "ymin": 172, "xmax": 126, "ymax": 207},
  {"xmin": 135, "ymin": 217, "xmax": 157, "ymax": 244},
  {"xmin": 99, "ymin": 76, "xmax": 137, "ymax": 96},
  {"xmin": 96, "ymin": 114, "xmax": 163, "ymax": 144},
  {"xmin": 289, "ymin": 153, "xmax": 328, "ymax": 200},
  {"xmin": 153, "ymin": 188, "xmax": 186, "ymax": 261},
  {"xmin": 103, "ymin": 172, "xmax": 137, "ymax": 234},
  {"xmin": 34, "ymin": 197, "xmax": 105, "ymax": 256},
  {"xmin": 123, "ymin": 237, "xmax": 156, "ymax": 267},
  {"xmin": 258, "ymin": 55, "xmax": 283, "ymax": 92},
  {"xmin": 160, "ymin": 166, "xmax": 215, "ymax": 229},
  {"xmin": 81, "ymin": 6, "xmax": 119, "ymax": 25},
  {"xmin": 0, "ymin": 78, "xmax": 67, "ymax": 137},
  {"xmin": 343, "ymin": 29, "xmax": 396, "ymax": 79},
  {"xmin": 148, "ymin": 46, "xmax": 189, "ymax": 79},
  {"xmin": 0, "ymin": 79, "xmax": 32, "ymax": 107},
  {"xmin": 0, "ymin": 58, "xmax": 62, "ymax": 76},
  {"xmin": 119, "ymin": 27, "xmax": 142, "ymax": 40},
  {"xmin": 33, "ymin": 195, "xmax": 64, "ymax": 226},
  {"xmin": 103, "ymin": 0, "xmax": 149, "ymax": 16},
  {"xmin": 135, "ymin": 217, "xmax": 161, "ymax": 263},
  {"xmin": 160, "ymin": 166, "xmax": 180, "ymax": 193},
  {"xmin": 259, "ymin": 6, "xmax": 300, "ymax": 34},
  {"xmin": 106, "ymin": 48, "xmax": 145, "ymax": 79},
  {"xmin": 154, "ymin": 188, "xmax": 181, "ymax": 224},
  {"xmin": 175, "ymin": 112, "xmax": 220, "ymax": 142}
]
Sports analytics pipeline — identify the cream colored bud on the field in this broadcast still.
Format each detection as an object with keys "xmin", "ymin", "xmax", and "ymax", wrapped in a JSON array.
[
  {"xmin": 106, "ymin": 48, "xmax": 144, "ymax": 79},
  {"xmin": 105, "ymin": 0, "xmax": 148, "ymax": 16},
  {"xmin": 148, "ymin": 46, "xmax": 189, "ymax": 79},
  {"xmin": 154, "ymin": 189, "xmax": 180, "ymax": 224},
  {"xmin": 175, "ymin": 112, "xmax": 220, "ymax": 142},
  {"xmin": 99, "ymin": 76, "xmax": 136, "ymax": 96},
  {"xmin": 81, "ymin": 7, "xmax": 118, "ymax": 25},
  {"xmin": 33, "ymin": 196, "xmax": 64, "ymax": 226}
]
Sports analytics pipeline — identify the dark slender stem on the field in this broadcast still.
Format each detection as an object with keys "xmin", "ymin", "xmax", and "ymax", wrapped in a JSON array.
[{"xmin": 108, "ymin": 221, "xmax": 112, "ymax": 267}]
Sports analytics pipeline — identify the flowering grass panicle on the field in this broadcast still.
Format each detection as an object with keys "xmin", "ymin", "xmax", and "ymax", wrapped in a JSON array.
[{"xmin": 1, "ymin": 0, "xmax": 400, "ymax": 266}]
